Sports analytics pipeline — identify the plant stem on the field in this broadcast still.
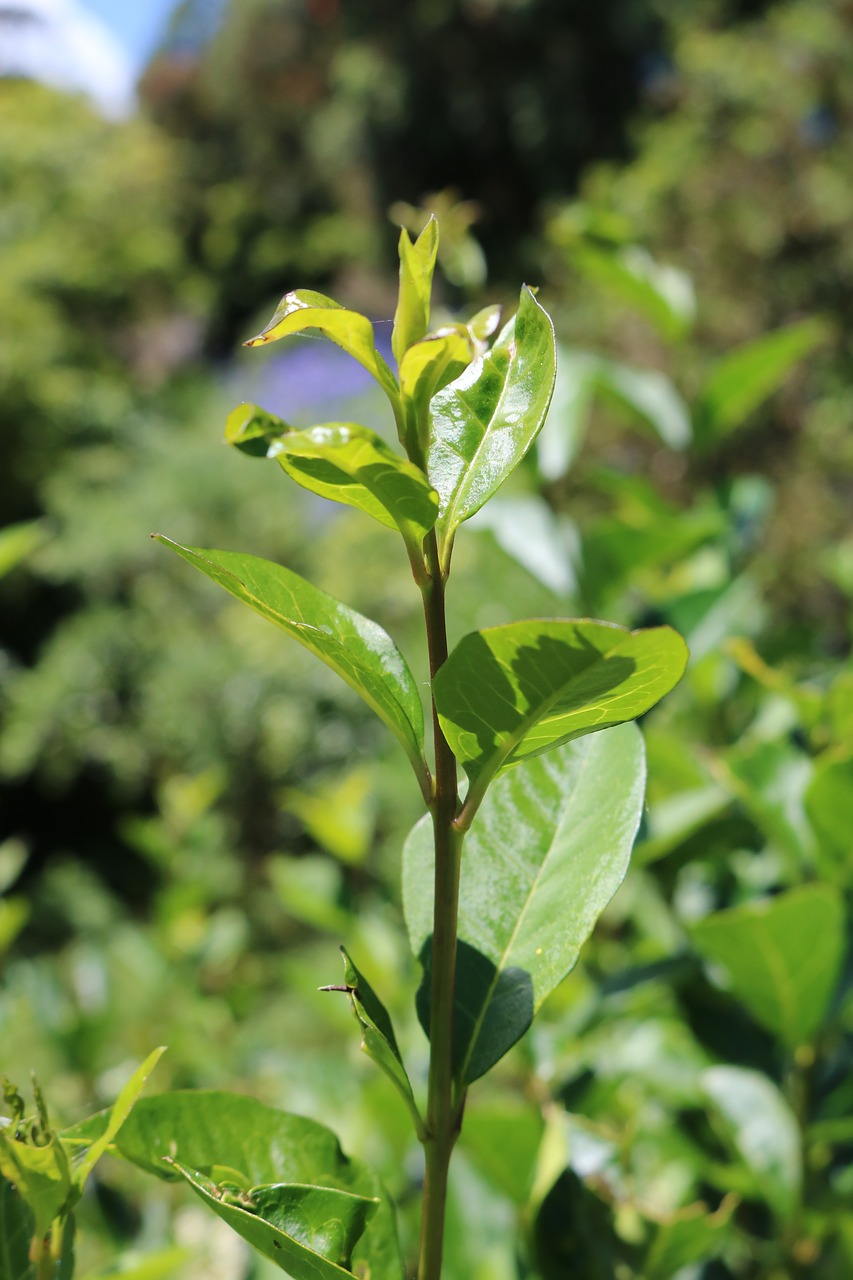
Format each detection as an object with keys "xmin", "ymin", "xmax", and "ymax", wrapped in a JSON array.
[{"xmin": 418, "ymin": 530, "xmax": 463, "ymax": 1280}]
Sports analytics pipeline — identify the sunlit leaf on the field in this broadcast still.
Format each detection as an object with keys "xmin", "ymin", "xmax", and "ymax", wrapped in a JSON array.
[
  {"xmin": 74, "ymin": 1046, "xmax": 166, "ymax": 1186},
  {"xmin": 399, "ymin": 326, "xmax": 475, "ymax": 409},
  {"xmin": 695, "ymin": 317, "xmax": 829, "ymax": 443},
  {"xmin": 154, "ymin": 539, "xmax": 427, "ymax": 791},
  {"xmin": 428, "ymin": 287, "xmax": 556, "ymax": 566},
  {"xmin": 0, "ymin": 1132, "xmax": 71, "ymax": 1247},
  {"xmin": 691, "ymin": 884, "xmax": 845, "ymax": 1048},
  {"xmin": 244, "ymin": 289, "xmax": 399, "ymax": 405},
  {"xmin": 392, "ymin": 217, "xmax": 438, "ymax": 365},
  {"xmin": 84, "ymin": 1092, "xmax": 403, "ymax": 1280},
  {"xmin": 594, "ymin": 359, "xmax": 691, "ymax": 449},
  {"xmin": 434, "ymin": 618, "xmax": 687, "ymax": 816},
  {"xmin": 169, "ymin": 1162, "xmax": 377, "ymax": 1278},
  {"xmin": 565, "ymin": 241, "xmax": 695, "ymax": 341},
  {"xmin": 701, "ymin": 1066, "xmax": 801, "ymax": 1223},
  {"xmin": 404, "ymin": 726, "xmax": 645, "ymax": 1081}
]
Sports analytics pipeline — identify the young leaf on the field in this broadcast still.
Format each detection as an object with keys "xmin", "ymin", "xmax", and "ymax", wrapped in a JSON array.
[
  {"xmin": 691, "ymin": 884, "xmax": 845, "ymax": 1048},
  {"xmin": 392, "ymin": 218, "xmax": 438, "ymax": 365},
  {"xmin": 695, "ymin": 317, "xmax": 828, "ymax": 444},
  {"xmin": 225, "ymin": 402, "xmax": 291, "ymax": 456},
  {"xmin": 329, "ymin": 948, "xmax": 423, "ymax": 1134},
  {"xmin": 73, "ymin": 1046, "xmax": 166, "ymax": 1186},
  {"xmin": 244, "ymin": 289, "xmax": 399, "ymax": 406},
  {"xmin": 0, "ymin": 1132, "xmax": 71, "ymax": 1249},
  {"xmin": 701, "ymin": 1067, "xmax": 801, "ymax": 1224},
  {"xmin": 428, "ymin": 286, "xmax": 556, "ymax": 567},
  {"xmin": 154, "ymin": 539, "xmax": 428, "ymax": 794},
  {"xmin": 433, "ymin": 618, "xmax": 687, "ymax": 819},
  {"xmin": 0, "ymin": 1177, "xmax": 34, "ymax": 1280},
  {"xmin": 399, "ymin": 326, "xmax": 476, "ymax": 409},
  {"xmin": 106, "ymin": 1092, "xmax": 403, "ymax": 1280},
  {"xmin": 168, "ymin": 1162, "xmax": 377, "ymax": 1279},
  {"xmin": 403, "ymin": 725, "xmax": 646, "ymax": 1081},
  {"xmin": 268, "ymin": 423, "xmax": 439, "ymax": 556}
]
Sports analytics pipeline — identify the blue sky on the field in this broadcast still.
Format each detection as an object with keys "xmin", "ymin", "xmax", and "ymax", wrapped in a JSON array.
[{"xmin": 80, "ymin": 0, "xmax": 179, "ymax": 70}]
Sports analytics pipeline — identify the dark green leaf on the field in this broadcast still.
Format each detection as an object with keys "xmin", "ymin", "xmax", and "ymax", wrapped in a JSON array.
[
  {"xmin": 434, "ymin": 619, "xmax": 687, "ymax": 817},
  {"xmin": 107, "ymin": 1093, "xmax": 402, "ymax": 1280},
  {"xmin": 0, "ymin": 1178, "xmax": 33, "ymax": 1280},
  {"xmin": 404, "ymin": 726, "xmax": 646, "ymax": 1081},
  {"xmin": 691, "ymin": 884, "xmax": 845, "ymax": 1048},
  {"xmin": 392, "ymin": 218, "xmax": 438, "ymax": 365},
  {"xmin": 428, "ymin": 287, "xmax": 556, "ymax": 566},
  {"xmin": 695, "ymin": 317, "xmax": 828, "ymax": 443},
  {"xmin": 332, "ymin": 948, "xmax": 422, "ymax": 1133},
  {"xmin": 245, "ymin": 289, "xmax": 399, "ymax": 405},
  {"xmin": 701, "ymin": 1067, "xmax": 801, "ymax": 1223},
  {"xmin": 169, "ymin": 1162, "xmax": 377, "ymax": 1278},
  {"xmin": 154, "ymin": 539, "xmax": 427, "ymax": 792}
]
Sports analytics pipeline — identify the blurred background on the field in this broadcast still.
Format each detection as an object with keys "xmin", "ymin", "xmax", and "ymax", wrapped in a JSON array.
[{"xmin": 2, "ymin": 1, "xmax": 853, "ymax": 1277}]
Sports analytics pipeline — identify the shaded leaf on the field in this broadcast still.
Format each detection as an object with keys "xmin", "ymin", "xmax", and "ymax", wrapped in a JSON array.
[
  {"xmin": 0, "ymin": 1133, "xmax": 71, "ymax": 1246},
  {"xmin": 329, "ymin": 948, "xmax": 422, "ymax": 1132},
  {"xmin": 701, "ymin": 1066, "xmax": 801, "ymax": 1223},
  {"xmin": 691, "ymin": 884, "xmax": 845, "ymax": 1048},
  {"xmin": 0, "ymin": 1178, "xmax": 33, "ymax": 1280},
  {"xmin": 392, "ymin": 218, "xmax": 438, "ymax": 364},
  {"xmin": 154, "ymin": 539, "xmax": 427, "ymax": 791},
  {"xmin": 434, "ymin": 618, "xmax": 687, "ymax": 816},
  {"xmin": 404, "ymin": 726, "xmax": 646, "ymax": 1081},
  {"xmin": 245, "ymin": 289, "xmax": 399, "ymax": 405},
  {"xmin": 428, "ymin": 287, "xmax": 556, "ymax": 566},
  {"xmin": 696, "ymin": 317, "xmax": 828, "ymax": 443},
  {"xmin": 468, "ymin": 497, "xmax": 578, "ymax": 596}
]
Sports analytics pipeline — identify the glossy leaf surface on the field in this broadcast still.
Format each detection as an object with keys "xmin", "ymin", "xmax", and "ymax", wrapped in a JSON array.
[
  {"xmin": 271, "ymin": 424, "xmax": 438, "ymax": 549},
  {"xmin": 434, "ymin": 619, "xmax": 687, "ymax": 814},
  {"xmin": 701, "ymin": 1067, "xmax": 801, "ymax": 1223},
  {"xmin": 154, "ymin": 539, "xmax": 426, "ymax": 787},
  {"xmin": 170, "ymin": 1162, "xmax": 377, "ymax": 1278},
  {"xmin": 105, "ymin": 1092, "xmax": 402, "ymax": 1280},
  {"xmin": 691, "ymin": 884, "xmax": 844, "ymax": 1048},
  {"xmin": 392, "ymin": 218, "xmax": 438, "ymax": 364},
  {"xmin": 404, "ymin": 726, "xmax": 646, "ymax": 1081},
  {"xmin": 428, "ymin": 286, "xmax": 556, "ymax": 564},
  {"xmin": 245, "ymin": 289, "xmax": 399, "ymax": 403},
  {"xmin": 334, "ymin": 947, "xmax": 420, "ymax": 1127},
  {"xmin": 0, "ymin": 1178, "xmax": 33, "ymax": 1280}
]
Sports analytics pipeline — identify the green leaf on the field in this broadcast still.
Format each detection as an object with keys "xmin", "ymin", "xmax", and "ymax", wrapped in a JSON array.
[
  {"xmin": 0, "ymin": 1178, "xmax": 33, "ymax": 1280},
  {"xmin": 428, "ymin": 286, "xmax": 556, "ymax": 566},
  {"xmin": 271, "ymin": 423, "xmax": 438, "ymax": 554},
  {"xmin": 224, "ymin": 401, "xmax": 289, "ymax": 456},
  {"xmin": 0, "ymin": 1135, "xmax": 70, "ymax": 1246},
  {"xmin": 329, "ymin": 948, "xmax": 422, "ymax": 1133},
  {"xmin": 245, "ymin": 289, "xmax": 399, "ymax": 405},
  {"xmin": 434, "ymin": 619, "xmax": 687, "ymax": 817},
  {"xmin": 691, "ymin": 884, "xmax": 845, "ymax": 1048},
  {"xmin": 399, "ymin": 326, "xmax": 475, "ymax": 409},
  {"xmin": 104, "ymin": 1092, "xmax": 402, "ymax": 1280},
  {"xmin": 154, "ymin": 539, "xmax": 427, "ymax": 792},
  {"xmin": 169, "ymin": 1162, "xmax": 377, "ymax": 1278},
  {"xmin": 805, "ymin": 755, "xmax": 853, "ymax": 872},
  {"xmin": 567, "ymin": 242, "xmax": 695, "ymax": 341},
  {"xmin": 0, "ymin": 520, "xmax": 48, "ymax": 579},
  {"xmin": 392, "ymin": 218, "xmax": 438, "ymax": 365},
  {"xmin": 644, "ymin": 1197, "xmax": 736, "ymax": 1280},
  {"xmin": 74, "ymin": 1046, "xmax": 165, "ymax": 1186},
  {"xmin": 701, "ymin": 1066, "xmax": 801, "ymax": 1223},
  {"xmin": 404, "ymin": 726, "xmax": 646, "ymax": 1081},
  {"xmin": 594, "ymin": 359, "xmax": 691, "ymax": 449},
  {"xmin": 695, "ymin": 317, "xmax": 828, "ymax": 443}
]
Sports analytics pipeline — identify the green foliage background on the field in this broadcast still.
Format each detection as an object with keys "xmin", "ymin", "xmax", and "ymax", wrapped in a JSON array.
[{"xmin": 2, "ymin": 0, "xmax": 853, "ymax": 1277}]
